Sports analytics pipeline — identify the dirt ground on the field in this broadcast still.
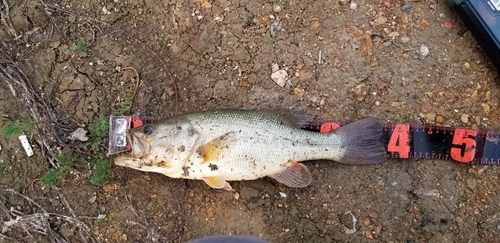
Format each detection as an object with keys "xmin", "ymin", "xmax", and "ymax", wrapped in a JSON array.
[{"xmin": 1, "ymin": 0, "xmax": 500, "ymax": 242}]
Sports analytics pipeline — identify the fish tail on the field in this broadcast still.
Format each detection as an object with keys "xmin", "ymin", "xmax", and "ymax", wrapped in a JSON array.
[{"xmin": 336, "ymin": 117, "xmax": 386, "ymax": 165}]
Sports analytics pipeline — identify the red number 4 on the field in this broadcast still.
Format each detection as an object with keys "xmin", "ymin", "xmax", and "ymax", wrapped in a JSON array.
[
  {"xmin": 450, "ymin": 128, "xmax": 477, "ymax": 163},
  {"xmin": 388, "ymin": 124, "xmax": 411, "ymax": 158}
]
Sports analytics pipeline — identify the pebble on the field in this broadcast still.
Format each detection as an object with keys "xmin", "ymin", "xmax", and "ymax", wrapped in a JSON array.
[
  {"xmin": 436, "ymin": 115, "xmax": 445, "ymax": 124},
  {"xmin": 271, "ymin": 70, "xmax": 288, "ymax": 87},
  {"xmin": 420, "ymin": 19, "xmax": 429, "ymax": 26},
  {"xmin": 399, "ymin": 35, "xmax": 410, "ymax": 44},
  {"xmin": 352, "ymin": 84, "xmax": 368, "ymax": 101},
  {"xmin": 273, "ymin": 5, "xmax": 282, "ymax": 13},
  {"xmin": 270, "ymin": 19, "xmax": 281, "ymax": 38},
  {"xmin": 293, "ymin": 87, "xmax": 305, "ymax": 96},
  {"xmin": 350, "ymin": 1, "xmax": 358, "ymax": 11},
  {"xmin": 481, "ymin": 103, "xmax": 490, "ymax": 113},
  {"xmin": 402, "ymin": 3, "xmax": 411, "ymax": 10},
  {"xmin": 374, "ymin": 15, "xmax": 387, "ymax": 26},
  {"xmin": 88, "ymin": 195, "xmax": 97, "ymax": 204},
  {"xmin": 420, "ymin": 44, "xmax": 429, "ymax": 58},
  {"xmin": 425, "ymin": 112, "xmax": 436, "ymax": 122},
  {"xmin": 401, "ymin": 13, "xmax": 409, "ymax": 24},
  {"xmin": 69, "ymin": 128, "xmax": 89, "ymax": 141},
  {"xmin": 460, "ymin": 114, "xmax": 469, "ymax": 124},
  {"xmin": 341, "ymin": 211, "xmax": 357, "ymax": 234},
  {"xmin": 310, "ymin": 17, "xmax": 320, "ymax": 29}
]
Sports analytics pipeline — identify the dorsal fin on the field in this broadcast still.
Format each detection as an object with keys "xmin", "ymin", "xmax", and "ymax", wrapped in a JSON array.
[{"xmin": 264, "ymin": 109, "xmax": 313, "ymax": 128}]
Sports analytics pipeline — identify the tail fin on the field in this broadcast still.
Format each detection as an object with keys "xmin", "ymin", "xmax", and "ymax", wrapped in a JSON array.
[{"xmin": 336, "ymin": 117, "xmax": 386, "ymax": 165}]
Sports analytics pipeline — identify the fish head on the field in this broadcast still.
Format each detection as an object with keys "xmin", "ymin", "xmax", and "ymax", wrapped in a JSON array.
[{"xmin": 114, "ymin": 120, "xmax": 200, "ymax": 175}]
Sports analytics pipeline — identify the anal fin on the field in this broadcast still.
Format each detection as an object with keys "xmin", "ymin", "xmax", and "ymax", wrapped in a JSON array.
[
  {"xmin": 203, "ymin": 176, "xmax": 234, "ymax": 191},
  {"xmin": 269, "ymin": 163, "xmax": 312, "ymax": 188}
]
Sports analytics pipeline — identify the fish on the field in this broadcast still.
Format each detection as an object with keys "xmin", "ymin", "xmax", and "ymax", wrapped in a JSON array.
[{"xmin": 114, "ymin": 109, "xmax": 386, "ymax": 191}]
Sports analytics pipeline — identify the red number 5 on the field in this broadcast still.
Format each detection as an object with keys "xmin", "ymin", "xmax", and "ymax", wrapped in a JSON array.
[{"xmin": 450, "ymin": 128, "xmax": 477, "ymax": 163}]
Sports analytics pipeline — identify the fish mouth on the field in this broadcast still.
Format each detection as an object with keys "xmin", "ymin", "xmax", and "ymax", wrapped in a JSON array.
[{"xmin": 127, "ymin": 130, "xmax": 151, "ymax": 157}]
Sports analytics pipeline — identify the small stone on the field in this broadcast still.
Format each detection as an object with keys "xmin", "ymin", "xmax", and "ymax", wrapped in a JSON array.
[
  {"xmin": 339, "ymin": 0, "xmax": 348, "ymax": 5},
  {"xmin": 399, "ymin": 35, "xmax": 410, "ymax": 44},
  {"xmin": 271, "ymin": 63, "xmax": 279, "ymax": 72},
  {"xmin": 485, "ymin": 90, "xmax": 491, "ymax": 101},
  {"xmin": 200, "ymin": 0, "xmax": 212, "ymax": 9},
  {"xmin": 475, "ymin": 116, "xmax": 481, "ymax": 126},
  {"xmin": 69, "ymin": 128, "xmax": 89, "ymax": 141},
  {"xmin": 350, "ymin": 1, "xmax": 358, "ymax": 11},
  {"xmin": 88, "ymin": 195, "xmax": 97, "ymax": 204},
  {"xmin": 341, "ymin": 211, "xmax": 357, "ymax": 234},
  {"xmin": 481, "ymin": 103, "xmax": 490, "ymax": 113},
  {"xmin": 388, "ymin": 31, "xmax": 400, "ymax": 38},
  {"xmin": 310, "ymin": 17, "xmax": 320, "ymax": 29},
  {"xmin": 382, "ymin": 41, "xmax": 392, "ymax": 47},
  {"xmin": 273, "ymin": 5, "xmax": 282, "ymax": 13},
  {"xmin": 401, "ymin": 13, "xmax": 409, "ymax": 24},
  {"xmin": 425, "ymin": 113, "xmax": 436, "ymax": 122},
  {"xmin": 435, "ymin": 115, "xmax": 445, "ymax": 124},
  {"xmin": 352, "ymin": 84, "xmax": 368, "ymax": 101},
  {"xmin": 360, "ymin": 36, "xmax": 374, "ymax": 56},
  {"xmin": 460, "ymin": 114, "xmax": 469, "ymax": 124},
  {"xmin": 375, "ymin": 101, "xmax": 380, "ymax": 106},
  {"xmin": 293, "ymin": 87, "xmax": 305, "ymax": 96},
  {"xmin": 271, "ymin": 70, "xmax": 288, "ymax": 87},
  {"xmin": 102, "ymin": 183, "xmax": 118, "ymax": 193},
  {"xmin": 233, "ymin": 192, "xmax": 240, "ymax": 200},
  {"xmin": 374, "ymin": 15, "xmax": 387, "ymax": 26},
  {"xmin": 420, "ymin": 44, "xmax": 429, "ymax": 58},
  {"xmin": 383, "ymin": 1, "xmax": 391, "ymax": 8},
  {"xmin": 420, "ymin": 19, "xmax": 429, "ymax": 26},
  {"xmin": 464, "ymin": 62, "xmax": 471, "ymax": 70}
]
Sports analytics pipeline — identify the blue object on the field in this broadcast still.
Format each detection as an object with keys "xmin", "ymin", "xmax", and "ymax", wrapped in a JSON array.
[{"xmin": 447, "ymin": 0, "xmax": 500, "ymax": 71}]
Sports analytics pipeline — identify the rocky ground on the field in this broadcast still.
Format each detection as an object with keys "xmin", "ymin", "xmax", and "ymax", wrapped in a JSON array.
[{"xmin": 0, "ymin": 0, "xmax": 499, "ymax": 242}]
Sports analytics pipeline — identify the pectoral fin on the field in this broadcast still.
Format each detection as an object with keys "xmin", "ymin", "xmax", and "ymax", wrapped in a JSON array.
[
  {"xmin": 203, "ymin": 176, "xmax": 234, "ymax": 191},
  {"xmin": 200, "ymin": 131, "xmax": 235, "ymax": 163},
  {"xmin": 269, "ymin": 163, "xmax": 312, "ymax": 188}
]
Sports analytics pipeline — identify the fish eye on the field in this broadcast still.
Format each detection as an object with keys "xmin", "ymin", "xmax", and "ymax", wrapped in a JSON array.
[{"xmin": 143, "ymin": 125, "xmax": 154, "ymax": 135}]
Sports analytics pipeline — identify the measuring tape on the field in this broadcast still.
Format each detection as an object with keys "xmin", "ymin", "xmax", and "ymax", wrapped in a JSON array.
[
  {"xmin": 319, "ymin": 122, "xmax": 500, "ymax": 165},
  {"xmin": 108, "ymin": 116, "xmax": 500, "ymax": 165}
]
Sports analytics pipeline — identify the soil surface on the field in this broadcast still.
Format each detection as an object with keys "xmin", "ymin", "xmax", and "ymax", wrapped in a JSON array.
[{"xmin": 1, "ymin": 0, "xmax": 499, "ymax": 242}]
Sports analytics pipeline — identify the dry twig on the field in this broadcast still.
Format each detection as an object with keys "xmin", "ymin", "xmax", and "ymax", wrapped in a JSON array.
[{"xmin": 0, "ymin": 185, "xmax": 95, "ymax": 242}]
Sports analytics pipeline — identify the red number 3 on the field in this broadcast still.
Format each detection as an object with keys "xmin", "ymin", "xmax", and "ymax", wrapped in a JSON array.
[{"xmin": 450, "ymin": 128, "xmax": 477, "ymax": 163}]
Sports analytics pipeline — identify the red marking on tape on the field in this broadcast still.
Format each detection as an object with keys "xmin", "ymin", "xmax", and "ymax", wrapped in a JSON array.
[
  {"xmin": 450, "ymin": 128, "xmax": 477, "ymax": 163},
  {"xmin": 320, "ymin": 122, "xmax": 341, "ymax": 133},
  {"xmin": 131, "ymin": 117, "xmax": 143, "ymax": 128},
  {"xmin": 387, "ymin": 124, "xmax": 411, "ymax": 158}
]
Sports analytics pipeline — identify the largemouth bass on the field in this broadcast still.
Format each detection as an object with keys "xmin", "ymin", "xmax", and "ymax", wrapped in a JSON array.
[{"xmin": 114, "ymin": 110, "xmax": 386, "ymax": 191}]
